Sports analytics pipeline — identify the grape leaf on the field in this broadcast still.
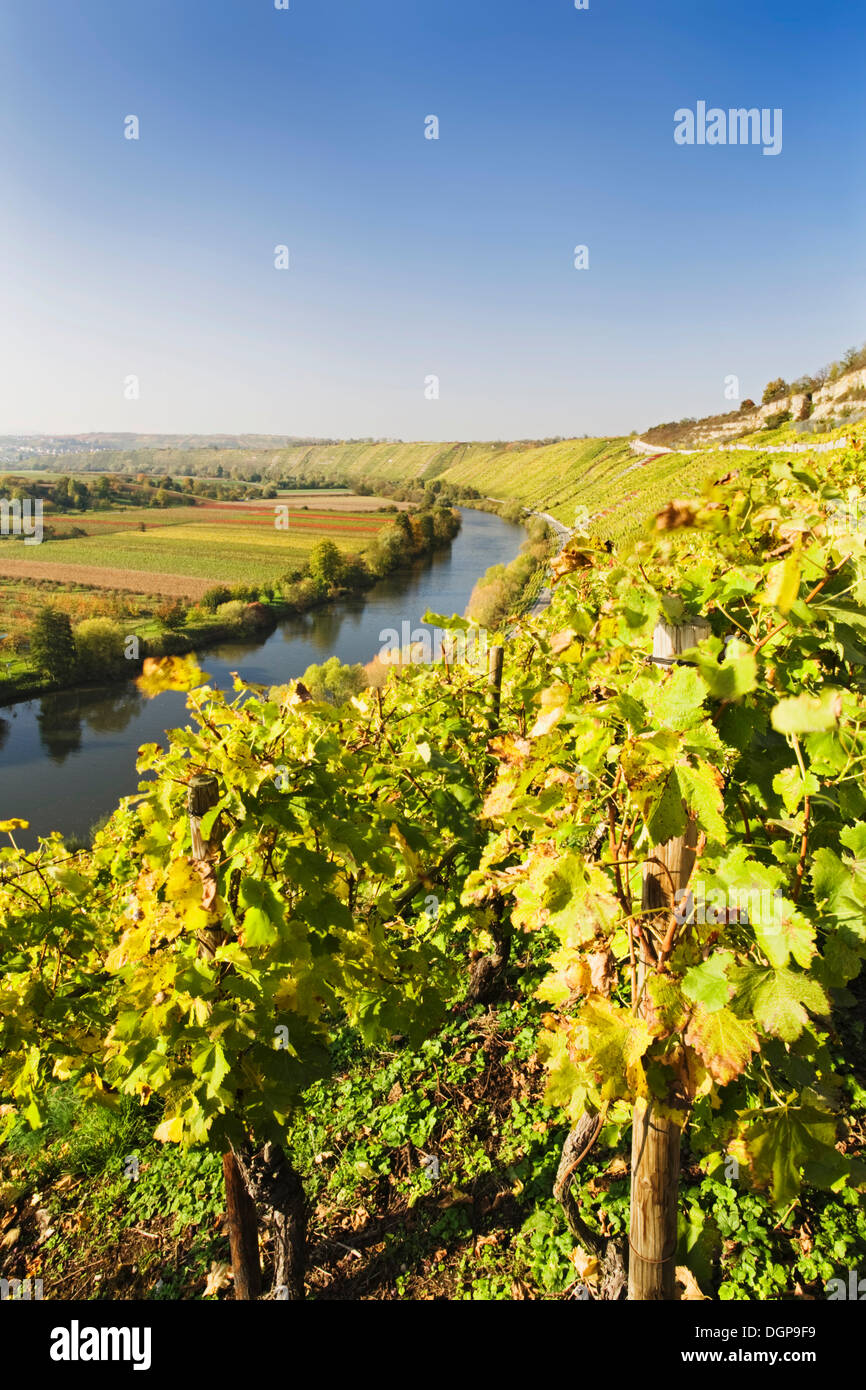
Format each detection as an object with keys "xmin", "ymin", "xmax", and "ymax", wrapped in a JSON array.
[
  {"xmin": 771, "ymin": 691, "xmax": 842, "ymax": 735},
  {"xmin": 737, "ymin": 1105, "xmax": 837, "ymax": 1207},
  {"xmin": 684, "ymin": 1005, "xmax": 758, "ymax": 1085},
  {"xmin": 568, "ymin": 998, "xmax": 652, "ymax": 1101},
  {"xmin": 682, "ymin": 952, "xmax": 736, "ymax": 1013},
  {"xmin": 730, "ymin": 964, "xmax": 830, "ymax": 1041}
]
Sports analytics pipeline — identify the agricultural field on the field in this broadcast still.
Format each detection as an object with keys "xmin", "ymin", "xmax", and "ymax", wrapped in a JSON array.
[
  {"xmin": 0, "ymin": 496, "xmax": 397, "ymax": 599},
  {"xmin": 0, "ymin": 577, "xmax": 153, "ymax": 684}
]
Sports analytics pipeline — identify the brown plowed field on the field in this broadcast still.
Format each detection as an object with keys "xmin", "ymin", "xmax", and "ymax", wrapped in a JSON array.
[{"xmin": 0, "ymin": 558, "xmax": 209, "ymax": 599}]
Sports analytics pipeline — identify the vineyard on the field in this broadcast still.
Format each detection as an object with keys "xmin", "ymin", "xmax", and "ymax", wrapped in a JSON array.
[{"xmin": 2, "ymin": 430, "xmax": 866, "ymax": 1301}]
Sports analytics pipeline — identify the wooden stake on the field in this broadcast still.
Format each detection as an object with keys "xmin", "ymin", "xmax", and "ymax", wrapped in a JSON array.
[
  {"xmin": 188, "ymin": 774, "xmax": 219, "ymax": 859},
  {"xmin": 222, "ymin": 1152, "xmax": 262, "ymax": 1302},
  {"xmin": 628, "ymin": 1098, "xmax": 681, "ymax": 1301},
  {"xmin": 648, "ymin": 616, "xmax": 710, "ymax": 671},
  {"xmin": 628, "ymin": 616, "xmax": 708, "ymax": 1301},
  {"xmin": 487, "ymin": 644, "xmax": 504, "ymax": 725},
  {"xmin": 187, "ymin": 773, "xmax": 226, "ymax": 961}
]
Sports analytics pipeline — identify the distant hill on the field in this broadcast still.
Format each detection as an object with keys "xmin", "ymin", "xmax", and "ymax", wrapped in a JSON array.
[{"xmin": 4, "ymin": 342, "xmax": 862, "ymax": 545}]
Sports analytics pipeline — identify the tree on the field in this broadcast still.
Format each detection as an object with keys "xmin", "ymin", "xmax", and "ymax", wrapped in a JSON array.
[
  {"xmin": 74, "ymin": 618, "xmax": 126, "ymax": 679},
  {"xmin": 368, "ymin": 526, "xmax": 406, "ymax": 577},
  {"xmin": 762, "ymin": 377, "xmax": 789, "ymax": 405},
  {"xmin": 416, "ymin": 512, "xmax": 436, "ymax": 548},
  {"xmin": 70, "ymin": 481, "xmax": 90, "ymax": 510},
  {"xmin": 393, "ymin": 511, "xmax": 415, "ymax": 554},
  {"xmin": 308, "ymin": 538, "xmax": 343, "ymax": 592},
  {"xmin": 202, "ymin": 586, "xmax": 232, "ymax": 613},
  {"xmin": 156, "ymin": 600, "xmax": 186, "ymax": 631},
  {"xmin": 432, "ymin": 506, "xmax": 460, "ymax": 545},
  {"xmin": 30, "ymin": 607, "xmax": 76, "ymax": 682},
  {"xmin": 52, "ymin": 477, "xmax": 72, "ymax": 508},
  {"xmin": 301, "ymin": 656, "xmax": 368, "ymax": 705}
]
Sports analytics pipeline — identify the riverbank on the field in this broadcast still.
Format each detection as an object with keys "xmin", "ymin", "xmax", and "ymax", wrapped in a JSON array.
[
  {"xmin": 0, "ymin": 507, "xmax": 529, "ymax": 847},
  {"xmin": 464, "ymin": 513, "xmax": 555, "ymax": 629},
  {"xmin": 0, "ymin": 505, "xmax": 462, "ymax": 706}
]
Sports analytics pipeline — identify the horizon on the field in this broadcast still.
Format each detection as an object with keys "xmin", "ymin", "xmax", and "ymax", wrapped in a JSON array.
[{"xmin": 1, "ymin": 0, "xmax": 864, "ymax": 438}]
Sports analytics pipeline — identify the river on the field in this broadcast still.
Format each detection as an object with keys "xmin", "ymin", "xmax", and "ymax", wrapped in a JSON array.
[{"xmin": 0, "ymin": 508, "xmax": 524, "ymax": 846}]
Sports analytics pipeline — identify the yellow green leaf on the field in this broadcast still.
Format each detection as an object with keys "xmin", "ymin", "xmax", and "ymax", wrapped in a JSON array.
[
  {"xmin": 136, "ymin": 655, "xmax": 209, "ymax": 698},
  {"xmin": 684, "ymin": 1005, "xmax": 758, "ymax": 1085},
  {"xmin": 154, "ymin": 1115, "xmax": 183, "ymax": 1144},
  {"xmin": 529, "ymin": 682, "xmax": 571, "ymax": 738},
  {"xmin": 762, "ymin": 553, "xmax": 801, "ymax": 615},
  {"xmin": 568, "ymin": 998, "xmax": 652, "ymax": 1101}
]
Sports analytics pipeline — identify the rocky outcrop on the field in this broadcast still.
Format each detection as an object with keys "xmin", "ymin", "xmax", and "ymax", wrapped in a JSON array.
[{"xmin": 641, "ymin": 366, "xmax": 866, "ymax": 451}]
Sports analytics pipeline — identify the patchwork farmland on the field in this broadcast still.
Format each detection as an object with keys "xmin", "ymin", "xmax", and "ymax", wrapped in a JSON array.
[{"xmin": 0, "ymin": 495, "xmax": 396, "ymax": 598}]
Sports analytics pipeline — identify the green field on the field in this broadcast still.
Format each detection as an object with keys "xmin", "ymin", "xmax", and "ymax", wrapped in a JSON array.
[{"xmin": 0, "ymin": 499, "xmax": 391, "ymax": 595}]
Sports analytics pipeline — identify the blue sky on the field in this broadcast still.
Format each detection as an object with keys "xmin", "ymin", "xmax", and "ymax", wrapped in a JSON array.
[{"xmin": 0, "ymin": 0, "xmax": 863, "ymax": 439}]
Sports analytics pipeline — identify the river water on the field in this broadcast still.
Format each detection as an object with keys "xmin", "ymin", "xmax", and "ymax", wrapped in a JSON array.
[{"xmin": 0, "ymin": 508, "xmax": 524, "ymax": 845}]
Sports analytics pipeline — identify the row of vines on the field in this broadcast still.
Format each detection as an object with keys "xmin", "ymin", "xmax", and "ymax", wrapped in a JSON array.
[{"xmin": 2, "ymin": 438, "xmax": 866, "ymax": 1299}]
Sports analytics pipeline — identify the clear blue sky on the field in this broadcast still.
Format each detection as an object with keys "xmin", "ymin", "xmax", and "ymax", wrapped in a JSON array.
[{"xmin": 0, "ymin": 0, "xmax": 863, "ymax": 440}]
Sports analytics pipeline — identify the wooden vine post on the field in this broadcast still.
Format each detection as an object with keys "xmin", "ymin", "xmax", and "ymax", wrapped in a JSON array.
[
  {"xmin": 188, "ymin": 774, "xmax": 262, "ymax": 1302},
  {"xmin": 628, "ymin": 617, "xmax": 709, "ymax": 1301},
  {"xmin": 469, "ymin": 644, "xmax": 509, "ymax": 1003},
  {"xmin": 487, "ymin": 643, "xmax": 504, "ymax": 726}
]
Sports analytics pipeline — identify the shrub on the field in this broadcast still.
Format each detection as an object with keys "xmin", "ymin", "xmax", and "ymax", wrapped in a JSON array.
[
  {"xmin": 156, "ymin": 600, "xmax": 186, "ymax": 631},
  {"xmin": 201, "ymin": 586, "xmax": 231, "ymax": 612},
  {"xmin": 151, "ymin": 630, "xmax": 189, "ymax": 656},
  {"xmin": 241, "ymin": 602, "xmax": 274, "ymax": 632},
  {"xmin": 763, "ymin": 410, "xmax": 792, "ymax": 431},
  {"xmin": 281, "ymin": 578, "xmax": 321, "ymax": 610},
  {"xmin": 500, "ymin": 500, "xmax": 524, "ymax": 525},
  {"xmin": 74, "ymin": 618, "xmax": 126, "ymax": 679},
  {"xmin": 466, "ymin": 576, "xmax": 510, "ymax": 630},
  {"xmin": 300, "ymin": 656, "xmax": 368, "ymax": 706},
  {"xmin": 215, "ymin": 600, "xmax": 247, "ymax": 625}
]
